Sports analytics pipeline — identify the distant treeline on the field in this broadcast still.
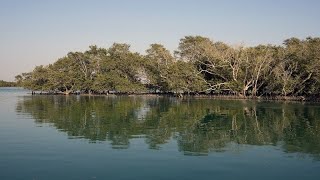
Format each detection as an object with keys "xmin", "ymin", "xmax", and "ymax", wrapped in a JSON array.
[
  {"xmin": 0, "ymin": 80, "xmax": 17, "ymax": 87},
  {"xmin": 16, "ymin": 36, "xmax": 320, "ymax": 98}
]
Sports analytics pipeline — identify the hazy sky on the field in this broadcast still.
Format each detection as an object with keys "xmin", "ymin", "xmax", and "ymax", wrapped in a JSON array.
[{"xmin": 1, "ymin": 0, "xmax": 320, "ymax": 81}]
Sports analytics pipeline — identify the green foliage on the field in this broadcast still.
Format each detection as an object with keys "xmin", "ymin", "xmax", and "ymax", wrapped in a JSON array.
[
  {"xmin": 0, "ymin": 80, "xmax": 17, "ymax": 87},
  {"xmin": 166, "ymin": 61, "xmax": 206, "ymax": 93},
  {"xmin": 16, "ymin": 36, "xmax": 320, "ymax": 96}
]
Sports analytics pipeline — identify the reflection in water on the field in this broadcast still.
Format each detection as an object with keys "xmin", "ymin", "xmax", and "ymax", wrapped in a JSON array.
[{"xmin": 16, "ymin": 95, "xmax": 320, "ymax": 158}]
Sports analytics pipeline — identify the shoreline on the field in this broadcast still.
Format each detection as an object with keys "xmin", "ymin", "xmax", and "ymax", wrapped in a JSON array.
[{"xmin": 26, "ymin": 92, "xmax": 320, "ymax": 102}]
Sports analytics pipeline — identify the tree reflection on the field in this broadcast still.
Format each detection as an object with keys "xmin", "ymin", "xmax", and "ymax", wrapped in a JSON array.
[{"xmin": 16, "ymin": 96, "xmax": 320, "ymax": 158}]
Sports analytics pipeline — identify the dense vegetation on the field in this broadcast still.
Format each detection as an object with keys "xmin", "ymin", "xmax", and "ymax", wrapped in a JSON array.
[
  {"xmin": 17, "ymin": 96, "xmax": 320, "ymax": 158},
  {"xmin": 0, "ymin": 80, "xmax": 16, "ymax": 87},
  {"xmin": 16, "ymin": 36, "xmax": 320, "ymax": 98}
]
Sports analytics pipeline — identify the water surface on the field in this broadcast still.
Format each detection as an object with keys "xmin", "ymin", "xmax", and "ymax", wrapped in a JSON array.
[{"xmin": 1, "ymin": 87, "xmax": 320, "ymax": 179}]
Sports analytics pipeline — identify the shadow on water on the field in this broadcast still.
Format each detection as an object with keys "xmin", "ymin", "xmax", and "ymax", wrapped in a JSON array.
[{"xmin": 16, "ymin": 95, "xmax": 320, "ymax": 159}]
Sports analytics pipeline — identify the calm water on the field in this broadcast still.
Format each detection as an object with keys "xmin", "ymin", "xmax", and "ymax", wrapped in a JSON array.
[{"xmin": 0, "ymin": 88, "xmax": 320, "ymax": 180}]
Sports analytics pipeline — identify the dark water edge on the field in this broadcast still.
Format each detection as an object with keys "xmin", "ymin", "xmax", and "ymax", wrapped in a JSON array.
[
  {"xmin": 27, "ymin": 92, "xmax": 320, "ymax": 103},
  {"xmin": 1, "ymin": 87, "xmax": 320, "ymax": 180}
]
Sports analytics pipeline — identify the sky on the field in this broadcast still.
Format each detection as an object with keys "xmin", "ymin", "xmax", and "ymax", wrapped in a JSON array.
[{"xmin": 1, "ymin": 0, "xmax": 320, "ymax": 81}]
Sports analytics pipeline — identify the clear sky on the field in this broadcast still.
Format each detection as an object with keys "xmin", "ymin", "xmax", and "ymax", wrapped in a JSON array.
[{"xmin": 1, "ymin": 0, "xmax": 320, "ymax": 81}]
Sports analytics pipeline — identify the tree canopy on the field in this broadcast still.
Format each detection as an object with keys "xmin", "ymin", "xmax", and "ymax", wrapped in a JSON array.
[
  {"xmin": 16, "ymin": 36, "xmax": 320, "ymax": 98},
  {"xmin": 0, "ymin": 80, "xmax": 17, "ymax": 87}
]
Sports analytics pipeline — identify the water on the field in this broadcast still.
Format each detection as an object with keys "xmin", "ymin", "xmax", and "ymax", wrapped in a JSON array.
[{"xmin": 1, "ymin": 87, "xmax": 320, "ymax": 180}]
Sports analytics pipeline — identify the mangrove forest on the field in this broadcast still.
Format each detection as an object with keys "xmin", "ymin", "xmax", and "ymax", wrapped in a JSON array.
[
  {"xmin": 16, "ymin": 36, "xmax": 320, "ymax": 99},
  {"xmin": 0, "ymin": 80, "xmax": 17, "ymax": 87}
]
